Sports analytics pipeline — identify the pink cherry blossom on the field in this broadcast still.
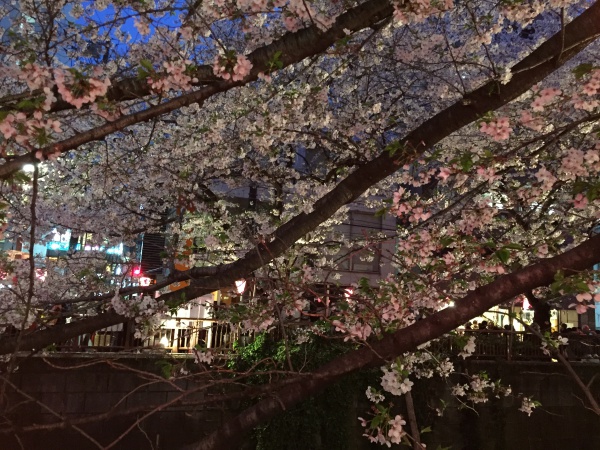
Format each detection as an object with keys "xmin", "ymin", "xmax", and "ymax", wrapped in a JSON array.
[
  {"xmin": 213, "ymin": 53, "xmax": 253, "ymax": 82},
  {"xmin": 572, "ymin": 193, "xmax": 588, "ymax": 209},
  {"xmin": 480, "ymin": 117, "xmax": 512, "ymax": 141},
  {"xmin": 531, "ymin": 88, "xmax": 561, "ymax": 111},
  {"xmin": 438, "ymin": 167, "xmax": 452, "ymax": 181}
]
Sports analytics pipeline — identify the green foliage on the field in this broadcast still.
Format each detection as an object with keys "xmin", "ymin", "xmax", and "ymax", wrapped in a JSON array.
[
  {"xmin": 254, "ymin": 366, "xmax": 367, "ymax": 450},
  {"xmin": 495, "ymin": 247, "xmax": 511, "ymax": 264},
  {"xmin": 267, "ymin": 51, "xmax": 284, "ymax": 71},
  {"xmin": 229, "ymin": 333, "xmax": 376, "ymax": 449},
  {"xmin": 137, "ymin": 59, "xmax": 155, "ymax": 79},
  {"xmin": 385, "ymin": 140, "xmax": 403, "ymax": 157},
  {"xmin": 335, "ymin": 35, "xmax": 352, "ymax": 50},
  {"xmin": 15, "ymin": 96, "xmax": 45, "ymax": 112},
  {"xmin": 550, "ymin": 270, "xmax": 590, "ymax": 295},
  {"xmin": 458, "ymin": 152, "xmax": 474, "ymax": 172},
  {"xmin": 374, "ymin": 206, "xmax": 389, "ymax": 218},
  {"xmin": 572, "ymin": 63, "xmax": 595, "ymax": 79},
  {"xmin": 155, "ymin": 359, "xmax": 174, "ymax": 379},
  {"xmin": 573, "ymin": 179, "xmax": 600, "ymax": 202}
]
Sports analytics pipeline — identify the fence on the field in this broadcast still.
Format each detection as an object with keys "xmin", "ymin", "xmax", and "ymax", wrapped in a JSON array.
[
  {"xmin": 33, "ymin": 323, "xmax": 600, "ymax": 360},
  {"xmin": 431, "ymin": 330, "xmax": 600, "ymax": 361},
  {"xmin": 48, "ymin": 319, "xmax": 243, "ymax": 354}
]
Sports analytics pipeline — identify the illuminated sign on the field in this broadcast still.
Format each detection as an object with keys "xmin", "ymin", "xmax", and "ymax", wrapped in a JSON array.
[{"xmin": 46, "ymin": 228, "xmax": 71, "ymax": 252}]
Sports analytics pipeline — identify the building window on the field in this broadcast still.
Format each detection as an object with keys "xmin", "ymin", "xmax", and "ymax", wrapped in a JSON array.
[{"xmin": 338, "ymin": 211, "xmax": 382, "ymax": 273}]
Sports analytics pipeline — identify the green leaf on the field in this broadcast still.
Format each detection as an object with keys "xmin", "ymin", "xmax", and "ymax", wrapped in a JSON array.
[
  {"xmin": 270, "ymin": 50, "xmax": 283, "ymax": 69},
  {"xmin": 137, "ymin": 67, "xmax": 150, "ymax": 80},
  {"xmin": 385, "ymin": 141, "xmax": 401, "ymax": 157},
  {"xmin": 15, "ymin": 99, "xmax": 37, "ymax": 110},
  {"xmin": 11, "ymin": 171, "xmax": 31, "ymax": 183},
  {"xmin": 554, "ymin": 270, "xmax": 564, "ymax": 282},
  {"xmin": 370, "ymin": 415, "xmax": 381, "ymax": 428},
  {"xmin": 459, "ymin": 152, "xmax": 474, "ymax": 172},
  {"xmin": 572, "ymin": 63, "xmax": 594, "ymax": 79},
  {"xmin": 585, "ymin": 184, "xmax": 600, "ymax": 202},
  {"xmin": 156, "ymin": 360, "xmax": 173, "ymax": 379},
  {"xmin": 495, "ymin": 248, "xmax": 510, "ymax": 264},
  {"xmin": 440, "ymin": 236, "xmax": 454, "ymax": 247},
  {"xmin": 140, "ymin": 59, "xmax": 154, "ymax": 72}
]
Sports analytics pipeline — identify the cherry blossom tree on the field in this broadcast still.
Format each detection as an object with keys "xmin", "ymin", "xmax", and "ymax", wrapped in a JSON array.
[{"xmin": 0, "ymin": 0, "xmax": 600, "ymax": 448}]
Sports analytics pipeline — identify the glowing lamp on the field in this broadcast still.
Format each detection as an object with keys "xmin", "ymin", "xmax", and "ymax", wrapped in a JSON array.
[{"xmin": 235, "ymin": 279, "xmax": 247, "ymax": 294}]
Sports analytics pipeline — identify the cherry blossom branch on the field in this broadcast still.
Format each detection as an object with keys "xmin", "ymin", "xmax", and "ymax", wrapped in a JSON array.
[
  {"xmin": 0, "ymin": 364, "xmax": 313, "ymax": 435},
  {"xmin": 164, "ymin": 0, "xmax": 600, "ymax": 301},
  {"xmin": 0, "ymin": 0, "xmax": 395, "ymax": 178},
  {"xmin": 0, "ymin": 310, "xmax": 125, "ymax": 355},
  {"xmin": 189, "ymin": 232, "xmax": 600, "ymax": 450},
  {"xmin": 0, "ymin": 165, "xmax": 40, "ymax": 398},
  {"xmin": 1, "ymin": 0, "xmax": 599, "ymax": 358}
]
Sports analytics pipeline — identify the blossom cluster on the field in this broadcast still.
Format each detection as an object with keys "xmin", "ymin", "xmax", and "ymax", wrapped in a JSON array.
[
  {"xmin": 519, "ymin": 396, "xmax": 539, "ymax": 416},
  {"xmin": 541, "ymin": 335, "xmax": 568, "ymax": 356},
  {"xmin": 213, "ymin": 53, "xmax": 253, "ymax": 82},
  {"xmin": 0, "ymin": 111, "xmax": 61, "ymax": 145},
  {"xmin": 365, "ymin": 386, "xmax": 385, "ymax": 404},
  {"xmin": 55, "ymin": 68, "xmax": 111, "ymax": 109},
  {"xmin": 380, "ymin": 364, "xmax": 414, "ymax": 396},
  {"xmin": 531, "ymin": 87, "xmax": 562, "ymax": 111},
  {"xmin": 111, "ymin": 292, "xmax": 166, "ymax": 339},
  {"xmin": 393, "ymin": 0, "xmax": 455, "ymax": 26},
  {"xmin": 240, "ymin": 309, "xmax": 275, "ymax": 333},
  {"xmin": 193, "ymin": 348, "xmax": 214, "ymax": 365},
  {"xmin": 571, "ymin": 288, "xmax": 599, "ymax": 314},
  {"xmin": 573, "ymin": 68, "xmax": 600, "ymax": 111},
  {"xmin": 459, "ymin": 336, "xmax": 476, "ymax": 359},
  {"xmin": 479, "ymin": 116, "xmax": 512, "ymax": 141},
  {"xmin": 332, "ymin": 319, "xmax": 373, "ymax": 341},
  {"xmin": 451, "ymin": 372, "xmax": 512, "ymax": 404},
  {"xmin": 359, "ymin": 412, "xmax": 407, "ymax": 448},
  {"xmin": 149, "ymin": 60, "xmax": 198, "ymax": 93}
]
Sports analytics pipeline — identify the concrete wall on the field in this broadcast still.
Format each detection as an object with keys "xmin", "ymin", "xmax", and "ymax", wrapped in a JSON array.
[
  {"xmin": 1, "ymin": 353, "xmax": 226, "ymax": 450},
  {"xmin": 1, "ymin": 355, "xmax": 600, "ymax": 450},
  {"xmin": 416, "ymin": 360, "xmax": 600, "ymax": 450}
]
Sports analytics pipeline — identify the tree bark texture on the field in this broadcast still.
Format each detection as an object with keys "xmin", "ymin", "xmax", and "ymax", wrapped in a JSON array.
[
  {"xmin": 191, "ymin": 233, "xmax": 600, "ymax": 450},
  {"xmin": 1, "ymin": 0, "xmax": 599, "ymax": 358}
]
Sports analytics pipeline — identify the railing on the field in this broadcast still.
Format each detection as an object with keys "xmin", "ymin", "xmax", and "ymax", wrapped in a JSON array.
[
  {"xmin": 432, "ymin": 330, "xmax": 600, "ymax": 361},
  {"xmin": 13, "ymin": 321, "xmax": 600, "ymax": 360},
  {"xmin": 42, "ymin": 319, "xmax": 244, "ymax": 354},
  {"xmin": 147, "ymin": 320, "xmax": 243, "ymax": 353}
]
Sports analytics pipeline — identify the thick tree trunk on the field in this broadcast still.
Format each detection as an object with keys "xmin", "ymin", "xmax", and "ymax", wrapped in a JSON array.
[
  {"xmin": 0, "ymin": 0, "xmax": 599, "ymax": 363},
  {"xmin": 188, "ymin": 234, "xmax": 600, "ymax": 450}
]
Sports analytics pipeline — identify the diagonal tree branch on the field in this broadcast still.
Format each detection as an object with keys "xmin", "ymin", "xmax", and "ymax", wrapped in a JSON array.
[
  {"xmin": 190, "ymin": 232, "xmax": 600, "ymax": 450},
  {"xmin": 169, "ymin": 0, "xmax": 600, "ymax": 298},
  {"xmin": 0, "ymin": 0, "xmax": 598, "ymax": 358},
  {"xmin": 0, "ymin": 310, "xmax": 124, "ymax": 355},
  {"xmin": 0, "ymin": 0, "xmax": 394, "ymax": 178}
]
